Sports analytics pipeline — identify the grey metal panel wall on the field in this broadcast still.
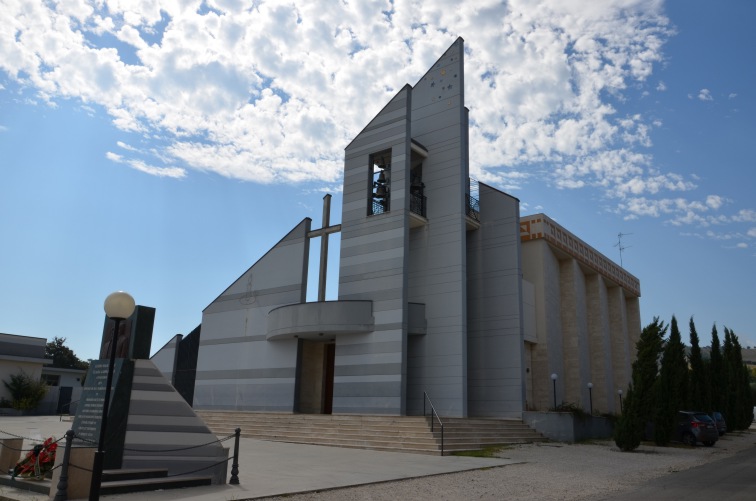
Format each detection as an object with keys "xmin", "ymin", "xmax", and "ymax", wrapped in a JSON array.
[
  {"xmin": 337, "ymin": 87, "xmax": 412, "ymax": 415},
  {"xmin": 466, "ymin": 183, "xmax": 525, "ymax": 418},
  {"xmin": 406, "ymin": 38, "xmax": 469, "ymax": 417},
  {"xmin": 150, "ymin": 334, "xmax": 180, "ymax": 382},
  {"xmin": 194, "ymin": 220, "xmax": 310, "ymax": 411}
]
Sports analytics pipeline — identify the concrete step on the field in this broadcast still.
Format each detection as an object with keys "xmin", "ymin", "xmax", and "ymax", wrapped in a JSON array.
[
  {"xmin": 100, "ymin": 475, "xmax": 213, "ymax": 495},
  {"xmin": 0, "ymin": 474, "xmax": 51, "ymax": 495},
  {"xmin": 102, "ymin": 468, "xmax": 169, "ymax": 482},
  {"xmin": 197, "ymin": 411, "xmax": 546, "ymax": 455}
]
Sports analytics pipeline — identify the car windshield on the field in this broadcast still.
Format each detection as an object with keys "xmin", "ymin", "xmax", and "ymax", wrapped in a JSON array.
[{"xmin": 694, "ymin": 413, "xmax": 714, "ymax": 423}]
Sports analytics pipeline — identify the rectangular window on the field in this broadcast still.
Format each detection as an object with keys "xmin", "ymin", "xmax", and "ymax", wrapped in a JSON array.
[{"xmin": 368, "ymin": 150, "xmax": 391, "ymax": 215}]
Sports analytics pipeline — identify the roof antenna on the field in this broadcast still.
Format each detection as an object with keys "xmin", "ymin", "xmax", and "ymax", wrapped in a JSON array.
[{"xmin": 614, "ymin": 232, "xmax": 633, "ymax": 268}]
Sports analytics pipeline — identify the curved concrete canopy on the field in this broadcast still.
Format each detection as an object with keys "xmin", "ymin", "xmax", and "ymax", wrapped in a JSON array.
[{"xmin": 266, "ymin": 300, "xmax": 374, "ymax": 341}]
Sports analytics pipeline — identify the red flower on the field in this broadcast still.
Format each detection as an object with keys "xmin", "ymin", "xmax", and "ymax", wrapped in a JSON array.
[{"xmin": 12, "ymin": 437, "xmax": 57, "ymax": 480}]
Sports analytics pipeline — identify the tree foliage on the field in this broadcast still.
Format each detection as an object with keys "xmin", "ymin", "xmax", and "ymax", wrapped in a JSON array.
[
  {"xmin": 632, "ymin": 317, "xmax": 666, "ymax": 425},
  {"xmin": 45, "ymin": 337, "xmax": 89, "ymax": 370},
  {"xmin": 2, "ymin": 371, "xmax": 48, "ymax": 411},
  {"xmin": 654, "ymin": 315, "xmax": 688, "ymax": 445},
  {"xmin": 625, "ymin": 317, "xmax": 754, "ymax": 446},
  {"xmin": 722, "ymin": 328, "xmax": 754, "ymax": 430},
  {"xmin": 613, "ymin": 385, "xmax": 642, "ymax": 451},
  {"xmin": 688, "ymin": 317, "xmax": 709, "ymax": 412},
  {"xmin": 709, "ymin": 325, "xmax": 724, "ymax": 412}
]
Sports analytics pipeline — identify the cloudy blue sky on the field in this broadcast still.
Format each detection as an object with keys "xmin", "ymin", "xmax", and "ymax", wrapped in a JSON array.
[{"xmin": 1, "ymin": 0, "xmax": 754, "ymax": 362}]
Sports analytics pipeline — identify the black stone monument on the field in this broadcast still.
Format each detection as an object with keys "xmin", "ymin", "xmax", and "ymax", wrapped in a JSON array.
[{"xmin": 72, "ymin": 305, "xmax": 155, "ymax": 469}]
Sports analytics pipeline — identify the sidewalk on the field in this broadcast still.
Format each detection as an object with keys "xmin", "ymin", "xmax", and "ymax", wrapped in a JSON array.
[{"xmin": 0, "ymin": 416, "xmax": 516, "ymax": 501}]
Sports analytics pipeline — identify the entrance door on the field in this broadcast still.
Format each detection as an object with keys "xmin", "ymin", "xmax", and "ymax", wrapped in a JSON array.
[
  {"xmin": 57, "ymin": 386, "xmax": 73, "ymax": 414},
  {"xmin": 296, "ymin": 340, "xmax": 335, "ymax": 414},
  {"xmin": 323, "ymin": 343, "xmax": 335, "ymax": 414}
]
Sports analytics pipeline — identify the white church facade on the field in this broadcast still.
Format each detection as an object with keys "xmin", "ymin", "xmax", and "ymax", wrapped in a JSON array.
[{"xmin": 155, "ymin": 38, "xmax": 641, "ymax": 419}]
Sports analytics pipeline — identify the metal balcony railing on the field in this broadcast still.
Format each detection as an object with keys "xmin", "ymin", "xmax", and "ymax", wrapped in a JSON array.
[
  {"xmin": 466, "ymin": 193, "xmax": 480, "ymax": 222},
  {"xmin": 371, "ymin": 198, "xmax": 388, "ymax": 215},
  {"xmin": 410, "ymin": 192, "xmax": 427, "ymax": 217}
]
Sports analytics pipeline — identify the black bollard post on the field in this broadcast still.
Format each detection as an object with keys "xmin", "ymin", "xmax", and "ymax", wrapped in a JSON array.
[
  {"xmin": 53, "ymin": 430, "xmax": 75, "ymax": 501},
  {"xmin": 229, "ymin": 428, "xmax": 241, "ymax": 485}
]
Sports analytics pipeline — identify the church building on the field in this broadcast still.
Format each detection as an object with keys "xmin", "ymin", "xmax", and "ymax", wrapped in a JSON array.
[{"xmin": 158, "ymin": 38, "xmax": 641, "ymax": 419}]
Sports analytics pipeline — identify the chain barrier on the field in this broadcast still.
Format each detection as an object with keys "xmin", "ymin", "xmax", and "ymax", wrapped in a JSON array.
[
  {"xmin": 65, "ymin": 456, "xmax": 232, "ymax": 479},
  {"xmin": 70, "ymin": 435, "xmax": 96, "ymax": 445},
  {"xmin": 121, "ymin": 433, "xmax": 236, "ymax": 453},
  {"xmin": 5, "ymin": 428, "xmax": 242, "ymax": 484},
  {"xmin": 67, "ymin": 462, "xmax": 93, "ymax": 473},
  {"xmin": 0, "ymin": 433, "xmax": 65, "ymax": 453},
  {"xmin": 0, "ymin": 428, "xmax": 53, "ymax": 442},
  {"xmin": 163, "ymin": 457, "xmax": 233, "ymax": 478},
  {"xmin": 72, "ymin": 431, "xmax": 234, "ymax": 453}
]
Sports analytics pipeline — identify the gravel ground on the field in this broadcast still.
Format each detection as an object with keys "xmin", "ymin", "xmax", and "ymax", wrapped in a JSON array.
[{"xmin": 261, "ymin": 427, "xmax": 756, "ymax": 501}]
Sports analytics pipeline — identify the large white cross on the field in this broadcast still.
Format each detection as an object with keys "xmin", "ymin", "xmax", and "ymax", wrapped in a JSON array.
[{"xmin": 306, "ymin": 194, "xmax": 341, "ymax": 302}]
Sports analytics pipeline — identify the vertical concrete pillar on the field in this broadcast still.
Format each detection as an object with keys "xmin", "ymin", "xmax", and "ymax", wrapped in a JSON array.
[
  {"xmin": 585, "ymin": 275, "xmax": 614, "ymax": 414},
  {"xmin": 625, "ymin": 296, "xmax": 641, "ymax": 359},
  {"xmin": 559, "ymin": 258, "xmax": 591, "ymax": 409},
  {"xmin": 608, "ymin": 286, "xmax": 631, "ymax": 412},
  {"xmin": 522, "ymin": 240, "xmax": 564, "ymax": 410}
]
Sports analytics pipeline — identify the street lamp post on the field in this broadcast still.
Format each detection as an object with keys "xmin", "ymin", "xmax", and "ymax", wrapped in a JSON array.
[
  {"xmin": 587, "ymin": 382, "xmax": 593, "ymax": 415},
  {"xmin": 618, "ymin": 389, "xmax": 624, "ymax": 414},
  {"xmin": 551, "ymin": 373, "xmax": 558, "ymax": 409},
  {"xmin": 89, "ymin": 291, "xmax": 135, "ymax": 501}
]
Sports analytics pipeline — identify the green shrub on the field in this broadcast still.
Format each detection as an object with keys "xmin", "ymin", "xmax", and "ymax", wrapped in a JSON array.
[
  {"xmin": 553, "ymin": 402, "xmax": 591, "ymax": 419},
  {"xmin": 2, "ymin": 371, "xmax": 48, "ymax": 411},
  {"xmin": 614, "ymin": 387, "xmax": 642, "ymax": 451}
]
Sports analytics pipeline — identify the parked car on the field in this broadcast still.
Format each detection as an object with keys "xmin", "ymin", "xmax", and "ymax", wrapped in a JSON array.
[
  {"xmin": 711, "ymin": 411, "xmax": 726, "ymax": 436},
  {"xmin": 676, "ymin": 411, "xmax": 718, "ymax": 446}
]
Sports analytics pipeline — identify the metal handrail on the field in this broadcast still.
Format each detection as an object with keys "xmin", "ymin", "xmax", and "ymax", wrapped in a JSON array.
[{"xmin": 423, "ymin": 391, "xmax": 444, "ymax": 455}]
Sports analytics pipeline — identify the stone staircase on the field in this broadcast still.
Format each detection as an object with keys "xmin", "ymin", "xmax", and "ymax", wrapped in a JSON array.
[{"xmin": 196, "ymin": 411, "xmax": 546, "ymax": 455}]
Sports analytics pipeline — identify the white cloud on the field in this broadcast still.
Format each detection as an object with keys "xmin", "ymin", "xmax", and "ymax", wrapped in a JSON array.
[
  {"xmin": 17, "ymin": 0, "xmax": 750, "ymax": 238},
  {"xmin": 0, "ymin": 0, "xmax": 675, "ymax": 190},
  {"xmin": 733, "ymin": 209, "xmax": 756, "ymax": 223},
  {"xmin": 706, "ymin": 195, "xmax": 725, "ymax": 210},
  {"xmin": 6, "ymin": 0, "xmax": 752, "ymax": 246},
  {"xmin": 617, "ymin": 195, "xmax": 756, "ymax": 242},
  {"xmin": 729, "ymin": 93, "xmax": 737, "ymax": 99},
  {"xmin": 106, "ymin": 151, "xmax": 186, "ymax": 178},
  {"xmin": 736, "ymin": 243, "xmax": 748, "ymax": 249},
  {"xmin": 698, "ymin": 88, "xmax": 713, "ymax": 101}
]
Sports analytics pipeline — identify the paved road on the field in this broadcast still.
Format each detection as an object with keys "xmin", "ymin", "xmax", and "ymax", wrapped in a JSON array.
[{"xmin": 604, "ymin": 442, "xmax": 756, "ymax": 500}]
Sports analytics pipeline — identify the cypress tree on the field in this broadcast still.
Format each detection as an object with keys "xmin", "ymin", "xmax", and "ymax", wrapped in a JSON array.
[
  {"xmin": 654, "ymin": 315, "xmax": 688, "ymax": 445},
  {"xmin": 614, "ymin": 385, "xmax": 642, "ymax": 451},
  {"xmin": 688, "ymin": 317, "xmax": 708, "ymax": 411},
  {"xmin": 722, "ymin": 328, "xmax": 737, "ymax": 429},
  {"xmin": 709, "ymin": 325, "xmax": 724, "ymax": 412},
  {"xmin": 726, "ymin": 329, "xmax": 754, "ymax": 430},
  {"xmin": 632, "ymin": 318, "xmax": 666, "ymax": 427}
]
